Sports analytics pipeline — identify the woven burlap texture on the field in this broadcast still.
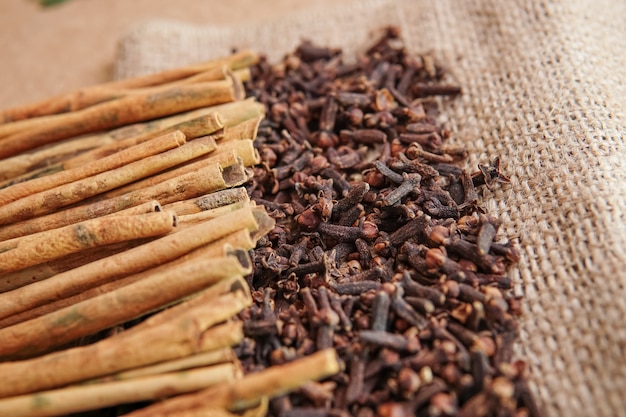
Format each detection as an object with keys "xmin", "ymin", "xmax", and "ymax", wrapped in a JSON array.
[{"xmin": 114, "ymin": 1, "xmax": 626, "ymax": 416}]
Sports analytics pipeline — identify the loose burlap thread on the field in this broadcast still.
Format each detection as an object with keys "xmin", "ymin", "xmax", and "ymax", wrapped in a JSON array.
[{"xmin": 114, "ymin": 1, "xmax": 626, "ymax": 416}]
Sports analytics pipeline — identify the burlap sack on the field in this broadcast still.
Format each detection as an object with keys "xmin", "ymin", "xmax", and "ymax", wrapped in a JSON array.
[{"xmin": 114, "ymin": 1, "xmax": 626, "ymax": 416}]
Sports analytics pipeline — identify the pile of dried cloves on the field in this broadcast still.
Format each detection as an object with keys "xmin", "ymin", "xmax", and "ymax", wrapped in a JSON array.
[{"xmin": 240, "ymin": 27, "xmax": 541, "ymax": 417}]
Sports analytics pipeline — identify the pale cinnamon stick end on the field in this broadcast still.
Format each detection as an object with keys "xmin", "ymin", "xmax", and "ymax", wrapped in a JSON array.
[{"xmin": 225, "ymin": 69, "xmax": 246, "ymax": 102}]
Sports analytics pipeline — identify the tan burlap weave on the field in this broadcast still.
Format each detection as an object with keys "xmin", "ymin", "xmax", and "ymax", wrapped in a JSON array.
[{"xmin": 114, "ymin": 1, "xmax": 626, "ymax": 415}]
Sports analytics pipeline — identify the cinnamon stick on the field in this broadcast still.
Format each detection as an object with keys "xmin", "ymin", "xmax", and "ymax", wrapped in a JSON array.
[
  {"xmin": 0, "ymin": 96, "xmax": 261, "ymax": 174},
  {"xmin": 0, "ymin": 196, "xmax": 162, "ymax": 242},
  {"xmin": 162, "ymin": 187, "xmax": 250, "ymax": 216},
  {"xmin": 124, "ymin": 273, "xmax": 252, "ymax": 336},
  {"xmin": 0, "ymin": 130, "xmax": 186, "ymax": 206},
  {"xmin": 124, "ymin": 349, "xmax": 341, "ymax": 417},
  {"xmin": 97, "ymin": 96, "xmax": 260, "ymax": 135},
  {"xmin": 100, "ymin": 199, "xmax": 162, "ymax": 217},
  {"xmin": 138, "ymin": 97, "xmax": 263, "ymax": 133},
  {"xmin": 101, "ymin": 348, "xmax": 236, "ymax": 381},
  {"xmin": 166, "ymin": 399, "xmax": 268, "ymax": 417},
  {"xmin": 0, "ymin": 238, "xmax": 149, "ymax": 295},
  {"xmin": 0, "ymin": 69, "xmax": 253, "ymax": 139},
  {"xmin": 0, "ymin": 255, "xmax": 251, "ymax": 359},
  {"xmin": 0, "ymin": 148, "xmax": 238, "ymax": 237},
  {"xmin": 96, "ymin": 149, "xmax": 241, "ymax": 199},
  {"xmin": 0, "ymin": 206, "xmax": 262, "ymax": 320},
  {"xmin": 0, "ymin": 364, "xmax": 241, "ymax": 417},
  {"xmin": 25, "ymin": 97, "xmax": 262, "ymax": 172},
  {"xmin": 213, "ymin": 138, "xmax": 261, "ymax": 167},
  {"xmin": 0, "ymin": 79, "xmax": 224, "ymax": 147},
  {"xmin": 222, "ymin": 115, "xmax": 263, "ymax": 142},
  {"xmin": 104, "ymin": 49, "xmax": 259, "ymax": 89},
  {"xmin": 0, "ymin": 256, "xmax": 253, "ymax": 329},
  {"xmin": 169, "ymin": 66, "xmax": 251, "ymax": 86},
  {"xmin": 0, "ymin": 201, "xmax": 161, "ymax": 292},
  {"xmin": 62, "ymin": 112, "xmax": 224, "ymax": 169},
  {"xmin": 176, "ymin": 201, "xmax": 251, "ymax": 229},
  {"xmin": 124, "ymin": 159, "xmax": 247, "ymax": 206},
  {"xmin": 0, "ymin": 211, "xmax": 176, "ymax": 275},
  {"xmin": 0, "ymin": 78, "xmax": 241, "ymax": 159},
  {"xmin": 250, "ymin": 205, "xmax": 278, "ymax": 242},
  {"xmin": 0, "ymin": 112, "xmax": 224, "ymax": 186},
  {"xmin": 0, "ymin": 308, "xmax": 247, "ymax": 397},
  {"xmin": 0, "ymin": 134, "xmax": 114, "ymax": 183},
  {"xmin": 212, "ymin": 97, "xmax": 266, "ymax": 128},
  {"xmin": 201, "ymin": 228, "xmax": 257, "ymax": 256},
  {"xmin": 0, "ymin": 134, "xmax": 219, "ymax": 225},
  {"xmin": 90, "ymin": 96, "xmax": 261, "ymax": 143}
]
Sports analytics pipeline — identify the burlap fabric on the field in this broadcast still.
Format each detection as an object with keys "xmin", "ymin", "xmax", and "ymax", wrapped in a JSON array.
[{"xmin": 114, "ymin": 1, "xmax": 626, "ymax": 416}]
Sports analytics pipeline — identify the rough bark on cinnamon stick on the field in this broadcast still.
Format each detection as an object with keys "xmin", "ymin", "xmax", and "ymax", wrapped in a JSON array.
[
  {"xmin": 0, "ymin": 133, "xmax": 218, "ymax": 224},
  {"xmin": 98, "ymin": 140, "xmax": 258, "ymax": 200},
  {"xmin": 0, "ymin": 235, "xmax": 255, "ymax": 331},
  {"xmin": 123, "ymin": 349, "xmax": 341, "ymax": 417},
  {"xmin": 222, "ymin": 115, "xmax": 262, "ymax": 142},
  {"xmin": 0, "ymin": 130, "xmax": 187, "ymax": 206},
  {"xmin": 0, "ymin": 198, "xmax": 240, "ymax": 298},
  {"xmin": 0, "ymin": 200, "xmax": 161, "ymax": 291},
  {"xmin": 0, "ymin": 111, "xmax": 224, "ymax": 187},
  {"xmin": 0, "ymin": 289, "xmax": 251, "ymax": 397},
  {"xmin": 1, "ymin": 239, "xmax": 253, "ymax": 326},
  {"xmin": 61, "ymin": 112, "xmax": 225, "ymax": 170},
  {"xmin": 0, "ymin": 76, "xmax": 242, "ymax": 159},
  {"xmin": 0, "ymin": 135, "xmax": 112, "ymax": 184},
  {"xmin": 101, "ymin": 348, "xmax": 236, "ymax": 381},
  {"xmin": 0, "ymin": 205, "xmax": 267, "ymax": 321},
  {"xmin": 0, "ymin": 160, "xmax": 246, "ymax": 239},
  {"xmin": 162, "ymin": 187, "xmax": 250, "ymax": 216},
  {"xmin": 0, "ymin": 238, "xmax": 146, "ymax": 296},
  {"xmin": 162, "ymin": 399, "xmax": 268, "ymax": 417},
  {"xmin": 121, "ymin": 272, "xmax": 252, "ymax": 337},
  {"xmin": 0, "ymin": 249, "xmax": 253, "ymax": 328},
  {"xmin": 0, "ymin": 253, "xmax": 250, "ymax": 360},
  {"xmin": 0, "ymin": 92, "xmax": 262, "ymax": 187},
  {"xmin": 82, "ymin": 97, "xmax": 262, "ymax": 146},
  {"xmin": 0, "ymin": 110, "xmax": 225, "ymax": 186},
  {"xmin": 176, "ymin": 202, "xmax": 252, "ymax": 229},
  {"xmin": 84, "ymin": 159, "xmax": 249, "ymax": 207},
  {"xmin": 0, "ymin": 73, "xmax": 243, "ymax": 144},
  {"xmin": 0, "ymin": 364, "xmax": 241, "ymax": 417},
  {"xmin": 0, "ymin": 211, "xmax": 176, "ymax": 275}
]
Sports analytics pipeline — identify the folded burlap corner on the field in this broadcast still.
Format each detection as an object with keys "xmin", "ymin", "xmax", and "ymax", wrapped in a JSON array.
[{"xmin": 114, "ymin": 1, "xmax": 626, "ymax": 416}]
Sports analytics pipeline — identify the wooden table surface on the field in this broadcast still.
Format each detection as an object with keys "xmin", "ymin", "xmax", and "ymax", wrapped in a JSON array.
[{"xmin": 0, "ymin": 0, "xmax": 338, "ymax": 109}]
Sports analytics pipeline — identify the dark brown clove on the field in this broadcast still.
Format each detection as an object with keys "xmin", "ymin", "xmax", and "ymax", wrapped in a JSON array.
[
  {"xmin": 400, "ymin": 272, "xmax": 446, "ymax": 306},
  {"xmin": 329, "ymin": 280, "xmax": 381, "ymax": 295},
  {"xmin": 413, "ymin": 83, "xmax": 462, "ymax": 97},
  {"xmin": 340, "ymin": 128, "xmax": 388, "ymax": 145},
  {"xmin": 390, "ymin": 285, "xmax": 428, "ymax": 330},
  {"xmin": 360, "ymin": 330, "xmax": 418, "ymax": 352},
  {"xmin": 389, "ymin": 214, "xmax": 430, "ymax": 246},
  {"xmin": 371, "ymin": 290, "xmax": 391, "ymax": 332}
]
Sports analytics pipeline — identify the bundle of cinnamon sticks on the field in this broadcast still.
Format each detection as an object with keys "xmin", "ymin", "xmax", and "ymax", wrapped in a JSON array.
[{"xmin": 0, "ymin": 51, "xmax": 340, "ymax": 416}]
